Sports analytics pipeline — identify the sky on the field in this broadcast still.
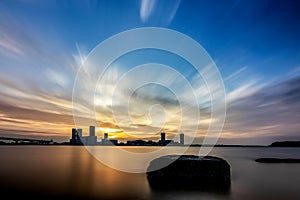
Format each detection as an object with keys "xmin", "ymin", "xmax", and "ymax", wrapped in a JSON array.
[{"xmin": 0, "ymin": 0, "xmax": 300, "ymax": 145}]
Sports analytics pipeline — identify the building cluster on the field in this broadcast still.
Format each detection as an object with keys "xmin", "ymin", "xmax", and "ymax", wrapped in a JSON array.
[
  {"xmin": 70, "ymin": 126, "xmax": 114, "ymax": 145},
  {"xmin": 126, "ymin": 132, "xmax": 185, "ymax": 146},
  {"xmin": 70, "ymin": 126, "xmax": 97, "ymax": 145},
  {"xmin": 70, "ymin": 126, "xmax": 185, "ymax": 146}
]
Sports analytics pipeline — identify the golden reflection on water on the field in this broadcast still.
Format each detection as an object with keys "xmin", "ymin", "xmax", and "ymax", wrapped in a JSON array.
[
  {"xmin": 0, "ymin": 146, "xmax": 300, "ymax": 199},
  {"xmin": 0, "ymin": 146, "xmax": 150, "ymax": 199}
]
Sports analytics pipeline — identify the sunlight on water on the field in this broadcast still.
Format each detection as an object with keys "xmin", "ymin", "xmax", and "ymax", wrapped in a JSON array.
[{"xmin": 0, "ymin": 146, "xmax": 300, "ymax": 199}]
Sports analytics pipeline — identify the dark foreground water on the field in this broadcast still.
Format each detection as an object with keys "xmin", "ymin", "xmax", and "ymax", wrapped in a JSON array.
[{"xmin": 0, "ymin": 146, "xmax": 300, "ymax": 200}]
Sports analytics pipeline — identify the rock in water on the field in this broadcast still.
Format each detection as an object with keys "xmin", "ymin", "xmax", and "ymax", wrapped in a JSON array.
[
  {"xmin": 147, "ymin": 155, "xmax": 231, "ymax": 190},
  {"xmin": 255, "ymin": 158, "xmax": 300, "ymax": 163}
]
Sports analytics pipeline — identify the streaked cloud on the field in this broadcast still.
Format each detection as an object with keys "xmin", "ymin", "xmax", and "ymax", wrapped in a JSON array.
[
  {"xmin": 223, "ymin": 75, "xmax": 300, "ymax": 144},
  {"xmin": 140, "ymin": 0, "xmax": 157, "ymax": 23},
  {"xmin": 226, "ymin": 79, "xmax": 261, "ymax": 102},
  {"xmin": 140, "ymin": 0, "xmax": 181, "ymax": 24},
  {"xmin": 45, "ymin": 68, "xmax": 70, "ymax": 88},
  {"xmin": 1, "ymin": 55, "xmax": 299, "ymax": 144},
  {"xmin": 0, "ymin": 33, "xmax": 25, "ymax": 58},
  {"xmin": 0, "ymin": 1, "xmax": 299, "ymax": 145},
  {"xmin": 224, "ymin": 66, "xmax": 247, "ymax": 81}
]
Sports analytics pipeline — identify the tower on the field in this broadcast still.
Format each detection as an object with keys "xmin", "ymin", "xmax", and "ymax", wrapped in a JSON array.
[
  {"xmin": 70, "ymin": 128, "xmax": 77, "ymax": 144},
  {"xmin": 89, "ymin": 126, "xmax": 95, "ymax": 136},
  {"xmin": 71, "ymin": 128, "xmax": 82, "ymax": 144},
  {"xmin": 179, "ymin": 133, "xmax": 184, "ymax": 145},
  {"xmin": 71, "ymin": 128, "xmax": 77, "ymax": 142},
  {"xmin": 161, "ymin": 132, "xmax": 166, "ymax": 143}
]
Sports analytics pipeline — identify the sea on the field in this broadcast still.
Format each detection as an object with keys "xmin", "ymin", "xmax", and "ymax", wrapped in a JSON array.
[{"xmin": 0, "ymin": 146, "xmax": 299, "ymax": 200}]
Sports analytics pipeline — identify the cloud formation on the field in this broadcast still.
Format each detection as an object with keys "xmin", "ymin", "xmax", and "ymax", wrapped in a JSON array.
[
  {"xmin": 222, "ymin": 75, "xmax": 300, "ymax": 144},
  {"xmin": 140, "ymin": 0, "xmax": 181, "ymax": 24},
  {"xmin": 1, "ymin": 53, "xmax": 300, "ymax": 144},
  {"xmin": 140, "ymin": 0, "xmax": 156, "ymax": 23},
  {"xmin": 0, "ymin": 2, "xmax": 299, "ymax": 145}
]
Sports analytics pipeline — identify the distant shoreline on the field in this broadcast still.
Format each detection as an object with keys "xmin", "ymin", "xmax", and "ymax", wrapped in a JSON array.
[
  {"xmin": 255, "ymin": 158, "xmax": 300, "ymax": 163},
  {"xmin": 0, "ymin": 143, "xmax": 299, "ymax": 147},
  {"xmin": 1, "ymin": 139, "xmax": 300, "ymax": 147}
]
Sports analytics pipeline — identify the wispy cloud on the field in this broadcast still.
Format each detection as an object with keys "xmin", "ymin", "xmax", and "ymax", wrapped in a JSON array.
[
  {"xmin": 226, "ymin": 79, "xmax": 261, "ymax": 102},
  {"xmin": 45, "ymin": 68, "xmax": 70, "ymax": 88},
  {"xmin": 224, "ymin": 66, "xmax": 247, "ymax": 81},
  {"xmin": 0, "ymin": 3, "xmax": 298, "ymax": 145},
  {"xmin": 1, "ymin": 55, "xmax": 300, "ymax": 144},
  {"xmin": 0, "ymin": 32, "xmax": 25, "ymax": 58},
  {"xmin": 0, "ymin": 8, "xmax": 77, "ymax": 78},
  {"xmin": 140, "ymin": 0, "xmax": 157, "ymax": 23},
  {"xmin": 140, "ymin": 0, "xmax": 181, "ymax": 24},
  {"xmin": 223, "ymin": 75, "xmax": 300, "ymax": 144}
]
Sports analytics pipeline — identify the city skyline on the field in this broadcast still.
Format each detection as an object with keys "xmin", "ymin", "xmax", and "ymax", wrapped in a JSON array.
[
  {"xmin": 0, "ymin": 1, "xmax": 299, "ymax": 145},
  {"xmin": 70, "ymin": 126, "xmax": 185, "ymax": 146}
]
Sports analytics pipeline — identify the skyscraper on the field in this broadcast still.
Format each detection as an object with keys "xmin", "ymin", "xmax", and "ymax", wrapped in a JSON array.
[
  {"xmin": 89, "ymin": 126, "xmax": 95, "ymax": 136},
  {"xmin": 71, "ymin": 128, "xmax": 77, "ymax": 142},
  {"xmin": 70, "ymin": 128, "xmax": 83, "ymax": 144},
  {"xmin": 180, "ymin": 133, "xmax": 184, "ymax": 145},
  {"xmin": 161, "ymin": 132, "xmax": 166, "ymax": 144}
]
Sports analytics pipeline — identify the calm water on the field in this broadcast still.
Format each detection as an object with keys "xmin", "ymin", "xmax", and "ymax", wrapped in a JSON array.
[{"xmin": 0, "ymin": 146, "xmax": 300, "ymax": 200}]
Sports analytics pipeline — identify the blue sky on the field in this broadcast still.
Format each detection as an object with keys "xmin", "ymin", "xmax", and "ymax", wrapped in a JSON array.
[
  {"xmin": 0, "ymin": 0, "xmax": 300, "ymax": 144},
  {"xmin": 1, "ymin": 0, "xmax": 300, "ymax": 89}
]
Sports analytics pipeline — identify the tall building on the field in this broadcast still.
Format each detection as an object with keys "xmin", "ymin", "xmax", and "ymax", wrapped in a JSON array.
[
  {"xmin": 71, "ymin": 128, "xmax": 77, "ymax": 142},
  {"xmin": 79, "ymin": 126, "xmax": 97, "ymax": 145},
  {"xmin": 161, "ymin": 132, "xmax": 166, "ymax": 143},
  {"xmin": 179, "ymin": 133, "xmax": 184, "ymax": 145},
  {"xmin": 89, "ymin": 126, "xmax": 95, "ymax": 136},
  {"xmin": 158, "ymin": 132, "xmax": 167, "ymax": 146},
  {"xmin": 70, "ymin": 128, "xmax": 83, "ymax": 144}
]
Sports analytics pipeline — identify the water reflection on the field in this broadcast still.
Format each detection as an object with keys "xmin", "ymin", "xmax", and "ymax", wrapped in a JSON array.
[
  {"xmin": 0, "ymin": 146, "xmax": 299, "ymax": 199},
  {"xmin": 65, "ymin": 146, "xmax": 151, "ymax": 199}
]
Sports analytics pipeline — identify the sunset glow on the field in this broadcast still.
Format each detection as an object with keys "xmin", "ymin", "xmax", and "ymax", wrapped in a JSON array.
[{"xmin": 0, "ymin": 1, "xmax": 299, "ymax": 145}]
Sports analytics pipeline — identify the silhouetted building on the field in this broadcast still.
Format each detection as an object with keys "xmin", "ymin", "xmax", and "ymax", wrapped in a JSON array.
[
  {"xmin": 161, "ymin": 132, "xmax": 166, "ymax": 143},
  {"xmin": 180, "ymin": 133, "xmax": 184, "ymax": 145},
  {"xmin": 158, "ymin": 132, "xmax": 167, "ymax": 145},
  {"xmin": 70, "ymin": 128, "xmax": 83, "ymax": 145},
  {"xmin": 161, "ymin": 132, "xmax": 166, "ymax": 142},
  {"xmin": 89, "ymin": 126, "xmax": 95, "ymax": 137},
  {"xmin": 81, "ymin": 126, "xmax": 97, "ymax": 145},
  {"xmin": 127, "ymin": 140, "xmax": 159, "ymax": 146},
  {"xmin": 127, "ymin": 140, "xmax": 143, "ymax": 146},
  {"xmin": 71, "ymin": 128, "xmax": 76, "ymax": 141},
  {"xmin": 69, "ymin": 127, "xmax": 183, "ymax": 146}
]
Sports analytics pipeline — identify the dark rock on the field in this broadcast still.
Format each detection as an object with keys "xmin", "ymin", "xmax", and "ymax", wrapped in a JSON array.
[
  {"xmin": 146, "ymin": 155, "xmax": 231, "ymax": 190},
  {"xmin": 255, "ymin": 158, "xmax": 300, "ymax": 163}
]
